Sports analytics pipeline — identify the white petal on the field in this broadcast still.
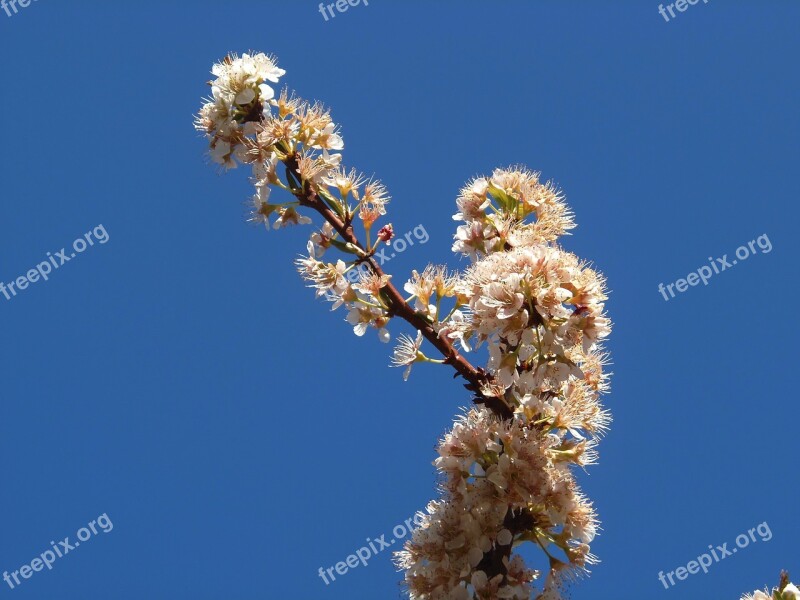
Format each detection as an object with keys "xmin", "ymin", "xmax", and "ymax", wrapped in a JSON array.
[
  {"xmin": 259, "ymin": 83, "xmax": 275, "ymax": 100},
  {"xmin": 327, "ymin": 134, "xmax": 344, "ymax": 150},
  {"xmin": 235, "ymin": 88, "xmax": 256, "ymax": 105},
  {"xmin": 255, "ymin": 185, "xmax": 271, "ymax": 203}
]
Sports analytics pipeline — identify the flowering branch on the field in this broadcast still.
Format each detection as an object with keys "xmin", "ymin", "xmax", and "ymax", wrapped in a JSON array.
[
  {"xmin": 281, "ymin": 152, "xmax": 514, "ymax": 419},
  {"xmin": 196, "ymin": 51, "xmax": 612, "ymax": 600}
]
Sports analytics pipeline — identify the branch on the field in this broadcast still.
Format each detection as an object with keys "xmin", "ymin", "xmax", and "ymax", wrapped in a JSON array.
[
  {"xmin": 285, "ymin": 154, "xmax": 528, "ymax": 583},
  {"xmin": 284, "ymin": 153, "xmax": 514, "ymax": 420}
]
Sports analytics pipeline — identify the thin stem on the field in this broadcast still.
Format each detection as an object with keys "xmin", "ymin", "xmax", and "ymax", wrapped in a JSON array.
[{"xmin": 440, "ymin": 303, "xmax": 462, "ymax": 324}]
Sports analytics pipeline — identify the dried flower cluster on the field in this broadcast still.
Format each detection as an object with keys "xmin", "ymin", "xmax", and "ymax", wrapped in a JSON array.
[{"xmin": 196, "ymin": 52, "xmax": 612, "ymax": 600}]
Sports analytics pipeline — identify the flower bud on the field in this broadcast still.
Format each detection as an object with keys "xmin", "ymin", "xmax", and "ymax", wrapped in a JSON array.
[{"xmin": 377, "ymin": 224, "xmax": 394, "ymax": 242}]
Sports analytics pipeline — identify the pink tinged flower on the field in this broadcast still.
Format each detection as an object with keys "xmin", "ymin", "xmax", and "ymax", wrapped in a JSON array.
[
  {"xmin": 353, "ymin": 273, "xmax": 391, "ymax": 299},
  {"xmin": 359, "ymin": 204, "xmax": 382, "ymax": 229}
]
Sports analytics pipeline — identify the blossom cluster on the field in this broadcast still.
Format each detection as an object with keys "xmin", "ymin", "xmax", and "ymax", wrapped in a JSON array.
[
  {"xmin": 195, "ymin": 52, "xmax": 287, "ymax": 169},
  {"xmin": 394, "ymin": 169, "xmax": 611, "ymax": 599},
  {"xmin": 197, "ymin": 53, "xmax": 382, "ymax": 231},
  {"xmin": 197, "ymin": 53, "xmax": 611, "ymax": 600},
  {"xmin": 296, "ymin": 239, "xmax": 396, "ymax": 343},
  {"xmin": 293, "ymin": 175, "xmax": 395, "ymax": 342},
  {"xmin": 452, "ymin": 168, "xmax": 574, "ymax": 259},
  {"xmin": 396, "ymin": 408, "xmax": 598, "ymax": 600}
]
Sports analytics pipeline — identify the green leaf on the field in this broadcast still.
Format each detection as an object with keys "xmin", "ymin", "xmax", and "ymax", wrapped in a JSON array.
[
  {"xmin": 317, "ymin": 186, "xmax": 345, "ymax": 218},
  {"xmin": 327, "ymin": 237, "xmax": 363, "ymax": 256},
  {"xmin": 487, "ymin": 182, "xmax": 518, "ymax": 213}
]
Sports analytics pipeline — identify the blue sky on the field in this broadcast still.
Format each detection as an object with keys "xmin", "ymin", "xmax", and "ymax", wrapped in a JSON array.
[{"xmin": 0, "ymin": 2, "xmax": 798, "ymax": 599}]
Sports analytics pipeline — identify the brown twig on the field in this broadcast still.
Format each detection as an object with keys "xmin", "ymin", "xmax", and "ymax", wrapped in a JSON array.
[
  {"xmin": 284, "ymin": 153, "xmax": 513, "ymax": 420},
  {"xmin": 284, "ymin": 153, "xmax": 521, "ymax": 582}
]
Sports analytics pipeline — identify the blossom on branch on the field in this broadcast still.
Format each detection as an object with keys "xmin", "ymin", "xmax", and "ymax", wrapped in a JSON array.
[{"xmin": 196, "ymin": 51, "xmax": 618, "ymax": 600}]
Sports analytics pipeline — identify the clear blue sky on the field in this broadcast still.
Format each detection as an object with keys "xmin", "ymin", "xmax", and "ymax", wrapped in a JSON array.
[{"xmin": 1, "ymin": 2, "xmax": 798, "ymax": 599}]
